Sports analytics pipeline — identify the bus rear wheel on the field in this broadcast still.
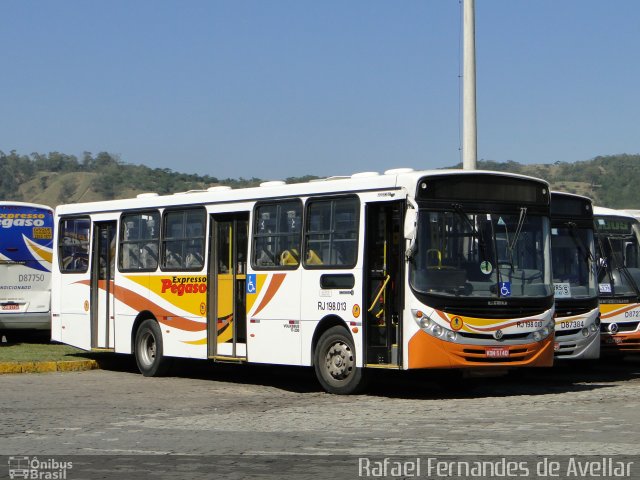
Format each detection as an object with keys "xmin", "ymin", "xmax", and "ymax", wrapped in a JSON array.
[
  {"xmin": 134, "ymin": 319, "xmax": 171, "ymax": 377},
  {"xmin": 314, "ymin": 326, "xmax": 366, "ymax": 394}
]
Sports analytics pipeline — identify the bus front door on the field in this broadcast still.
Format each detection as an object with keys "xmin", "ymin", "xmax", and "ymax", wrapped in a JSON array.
[
  {"xmin": 208, "ymin": 213, "xmax": 249, "ymax": 360},
  {"xmin": 90, "ymin": 221, "xmax": 116, "ymax": 350},
  {"xmin": 364, "ymin": 201, "xmax": 404, "ymax": 366}
]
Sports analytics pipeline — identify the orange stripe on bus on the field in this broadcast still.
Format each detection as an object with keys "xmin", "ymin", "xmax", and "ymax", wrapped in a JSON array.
[
  {"xmin": 601, "ymin": 304, "xmax": 638, "ymax": 319},
  {"xmin": 252, "ymin": 273, "xmax": 286, "ymax": 316},
  {"xmin": 75, "ymin": 280, "xmax": 205, "ymax": 332}
]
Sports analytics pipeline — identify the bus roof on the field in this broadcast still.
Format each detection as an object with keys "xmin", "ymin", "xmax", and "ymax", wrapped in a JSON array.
[
  {"xmin": 54, "ymin": 168, "xmax": 550, "ymax": 216},
  {"xmin": 593, "ymin": 206, "xmax": 637, "ymax": 219},
  {"xmin": 550, "ymin": 191, "xmax": 592, "ymax": 202},
  {"xmin": 0, "ymin": 201, "xmax": 53, "ymax": 212}
]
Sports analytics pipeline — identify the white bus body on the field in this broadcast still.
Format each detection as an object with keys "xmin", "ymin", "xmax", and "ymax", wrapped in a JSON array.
[
  {"xmin": 594, "ymin": 206, "xmax": 640, "ymax": 354},
  {"xmin": 51, "ymin": 169, "xmax": 555, "ymax": 393},
  {"xmin": 550, "ymin": 192, "xmax": 600, "ymax": 359},
  {"xmin": 0, "ymin": 202, "xmax": 53, "ymax": 332}
]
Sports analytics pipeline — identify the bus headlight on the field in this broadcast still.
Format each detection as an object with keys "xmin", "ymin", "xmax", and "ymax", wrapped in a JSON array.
[
  {"xmin": 412, "ymin": 310, "xmax": 431, "ymax": 330},
  {"xmin": 533, "ymin": 331, "xmax": 542, "ymax": 342},
  {"xmin": 412, "ymin": 309, "xmax": 458, "ymax": 343},
  {"xmin": 541, "ymin": 326, "xmax": 550, "ymax": 337},
  {"xmin": 582, "ymin": 327, "xmax": 590, "ymax": 337},
  {"xmin": 589, "ymin": 323, "xmax": 599, "ymax": 333}
]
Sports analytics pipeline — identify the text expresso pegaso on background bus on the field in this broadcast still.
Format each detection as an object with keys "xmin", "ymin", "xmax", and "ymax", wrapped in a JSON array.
[
  {"xmin": 51, "ymin": 169, "xmax": 556, "ymax": 393},
  {"xmin": 0, "ymin": 202, "xmax": 54, "ymax": 336}
]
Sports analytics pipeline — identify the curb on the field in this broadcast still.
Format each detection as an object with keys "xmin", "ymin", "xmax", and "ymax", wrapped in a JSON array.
[{"xmin": 0, "ymin": 359, "xmax": 99, "ymax": 374}]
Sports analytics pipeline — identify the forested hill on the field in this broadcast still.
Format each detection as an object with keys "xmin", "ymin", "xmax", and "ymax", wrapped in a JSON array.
[
  {"xmin": 1, "ymin": 150, "xmax": 638, "ymax": 209},
  {"xmin": 0, "ymin": 151, "xmax": 318, "ymax": 207},
  {"xmin": 450, "ymin": 154, "xmax": 640, "ymax": 209}
]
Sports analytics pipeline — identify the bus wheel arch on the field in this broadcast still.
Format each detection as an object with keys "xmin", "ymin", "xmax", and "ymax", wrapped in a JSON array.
[
  {"xmin": 132, "ymin": 314, "xmax": 171, "ymax": 377},
  {"xmin": 312, "ymin": 316, "xmax": 366, "ymax": 394},
  {"xmin": 131, "ymin": 311, "xmax": 157, "ymax": 353}
]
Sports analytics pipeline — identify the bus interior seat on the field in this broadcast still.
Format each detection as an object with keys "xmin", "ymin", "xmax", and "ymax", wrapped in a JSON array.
[
  {"xmin": 280, "ymin": 249, "xmax": 299, "ymax": 266},
  {"xmin": 142, "ymin": 244, "xmax": 158, "ymax": 268},
  {"xmin": 306, "ymin": 249, "xmax": 323, "ymax": 265}
]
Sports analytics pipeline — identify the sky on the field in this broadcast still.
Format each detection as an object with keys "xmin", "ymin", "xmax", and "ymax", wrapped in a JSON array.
[{"xmin": 1, "ymin": 0, "xmax": 639, "ymax": 180}]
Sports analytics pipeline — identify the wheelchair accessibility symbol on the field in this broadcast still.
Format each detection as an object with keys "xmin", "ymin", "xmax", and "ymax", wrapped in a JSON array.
[
  {"xmin": 499, "ymin": 282, "xmax": 511, "ymax": 297},
  {"xmin": 246, "ymin": 274, "xmax": 257, "ymax": 294}
]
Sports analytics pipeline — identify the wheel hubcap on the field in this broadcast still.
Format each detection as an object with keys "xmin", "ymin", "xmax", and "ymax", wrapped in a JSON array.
[
  {"xmin": 139, "ymin": 331, "xmax": 156, "ymax": 366},
  {"xmin": 324, "ymin": 341, "xmax": 354, "ymax": 380}
]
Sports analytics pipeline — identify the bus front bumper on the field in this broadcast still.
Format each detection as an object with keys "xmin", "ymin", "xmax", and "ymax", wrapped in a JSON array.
[
  {"xmin": 0, "ymin": 312, "xmax": 51, "ymax": 331},
  {"xmin": 553, "ymin": 331, "xmax": 601, "ymax": 360},
  {"xmin": 601, "ymin": 331, "xmax": 640, "ymax": 355},
  {"xmin": 407, "ymin": 330, "xmax": 554, "ymax": 369}
]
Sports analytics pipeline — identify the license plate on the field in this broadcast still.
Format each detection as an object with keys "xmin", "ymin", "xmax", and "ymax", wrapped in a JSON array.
[
  {"xmin": 606, "ymin": 336, "xmax": 622, "ymax": 344},
  {"xmin": 1, "ymin": 304, "xmax": 19, "ymax": 311},
  {"xmin": 485, "ymin": 347, "xmax": 509, "ymax": 358}
]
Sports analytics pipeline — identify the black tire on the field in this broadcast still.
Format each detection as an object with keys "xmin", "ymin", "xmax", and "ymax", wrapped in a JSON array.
[
  {"xmin": 134, "ymin": 319, "xmax": 171, "ymax": 376},
  {"xmin": 314, "ymin": 325, "xmax": 366, "ymax": 394}
]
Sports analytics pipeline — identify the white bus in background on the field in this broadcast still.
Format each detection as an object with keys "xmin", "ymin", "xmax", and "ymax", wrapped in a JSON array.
[
  {"xmin": 51, "ymin": 169, "xmax": 556, "ymax": 394},
  {"xmin": 549, "ymin": 192, "xmax": 600, "ymax": 359},
  {"xmin": 594, "ymin": 206, "xmax": 640, "ymax": 355},
  {"xmin": 0, "ymin": 202, "xmax": 54, "ymax": 335}
]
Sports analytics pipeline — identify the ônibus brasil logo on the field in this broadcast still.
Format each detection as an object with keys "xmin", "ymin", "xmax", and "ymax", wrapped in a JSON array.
[{"xmin": 8, "ymin": 456, "xmax": 73, "ymax": 479}]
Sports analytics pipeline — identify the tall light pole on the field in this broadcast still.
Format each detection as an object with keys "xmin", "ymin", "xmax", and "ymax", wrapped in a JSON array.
[{"xmin": 462, "ymin": 0, "xmax": 477, "ymax": 170}]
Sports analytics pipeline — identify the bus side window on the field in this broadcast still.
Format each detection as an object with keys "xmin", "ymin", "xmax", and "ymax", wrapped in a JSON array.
[
  {"xmin": 58, "ymin": 217, "xmax": 90, "ymax": 273},
  {"xmin": 120, "ymin": 211, "xmax": 160, "ymax": 272},
  {"xmin": 304, "ymin": 197, "xmax": 359, "ymax": 269},
  {"xmin": 252, "ymin": 201, "xmax": 302, "ymax": 270},
  {"xmin": 161, "ymin": 208, "xmax": 205, "ymax": 271}
]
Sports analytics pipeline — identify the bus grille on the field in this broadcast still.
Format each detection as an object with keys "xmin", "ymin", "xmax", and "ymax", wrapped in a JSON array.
[
  {"xmin": 554, "ymin": 344, "xmax": 577, "ymax": 356},
  {"xmin": 461, "ymin": 347, "xmax": 529, "ymax": 363},
  {"xmin": 554, "ymin": 305, "xmax": 595, "ymax": 317},
  {"xmin": 555, "ymin": 328, "xmax": 582, "ymax": 337},
  {"xmin": 600, "ymin": 322, "xmax": 639, "ymax": 333},
  {"xmin": 457, "ymin": 331, "xmax": 531, "ymax": 341}
]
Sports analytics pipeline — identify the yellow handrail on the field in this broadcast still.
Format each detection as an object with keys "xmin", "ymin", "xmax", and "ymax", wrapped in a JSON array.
[{"xmin": 368, "ymin": 275, "xmax": 390, "ymax": 313}]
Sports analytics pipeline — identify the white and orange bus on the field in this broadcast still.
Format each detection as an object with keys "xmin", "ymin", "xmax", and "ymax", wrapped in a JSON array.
[
  {"xmin": 550, "ymin": 192, "xmax": 600, "ymax": 359},
  {"xmin": 594, "ymin": 206, "xmax": 640, "ymax": 354},
  {"xmin": 0, "ymin": 201, "xmax": 54, "ymax": 335},
  {"xmin": 51, "ymin": 169, "xmax": 555, "ymax": 393}
]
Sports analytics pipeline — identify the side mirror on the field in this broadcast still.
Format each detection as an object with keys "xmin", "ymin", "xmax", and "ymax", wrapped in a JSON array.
[
  {"xmin": 404, "ymin": 209, "xmax": 417, "ymax": 260},
  {"xmin": 625, "ymin": 242, "xmax": 637, "ymax": 267}
]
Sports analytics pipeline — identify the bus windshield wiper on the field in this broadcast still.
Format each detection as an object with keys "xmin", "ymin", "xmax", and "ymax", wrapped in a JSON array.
[
  {"xmin": 452, "ymin": 203, "xmax": 487, "ymax": 258},
  {"xmin": 508, "ymin": 207, "xmax": 527, "ymax": 261},
  {"xmin": 566, "ymin": 222, "xmax": 595, "ymax": 265}
]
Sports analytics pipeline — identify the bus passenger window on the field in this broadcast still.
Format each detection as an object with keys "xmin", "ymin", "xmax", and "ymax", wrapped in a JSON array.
[
  {"xmin": 161, "ymin": 208, "xmax": 205, "ymax": 271},
  {"xmin": 58, "ymin": 217, "xmax": 90, "ymax": 273},
  {"xmin": 119, "ymin": 211, "xmax": 160, "ymax": 272},
  {"xmin": 304, "ymin": 197, "xmax": 359, "ymax": 269},
  {"xmin": 252, "ymin": 200, "xmax": 302, "ymax": 269}
]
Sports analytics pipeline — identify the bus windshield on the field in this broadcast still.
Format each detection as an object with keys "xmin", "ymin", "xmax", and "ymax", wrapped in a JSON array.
[
  {"xmin": 409, "ymin": 209, "xmax": 552, "ymax": 298},
  {"xmin": 596, "ymin": 216, "xmax": 640, "ymax": 297},
  {"xmin": 551, "ymin": 226, "xmax": 597, "ymax": 299}
]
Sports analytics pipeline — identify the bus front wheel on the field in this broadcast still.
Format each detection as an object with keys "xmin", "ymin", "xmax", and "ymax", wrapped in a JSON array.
[
  {"xmin": 314, "ymin": 326, "xmax": 366, "ymax": 394},
  {"xmin": 134, "ymin": 319, "xmax": 171, "ymax": 377}
]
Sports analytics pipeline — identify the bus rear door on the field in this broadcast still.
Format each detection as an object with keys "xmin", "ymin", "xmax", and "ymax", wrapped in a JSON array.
[{"xmin": 90, "ymin": 221, "xmax": 117, "ymax": 350}]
